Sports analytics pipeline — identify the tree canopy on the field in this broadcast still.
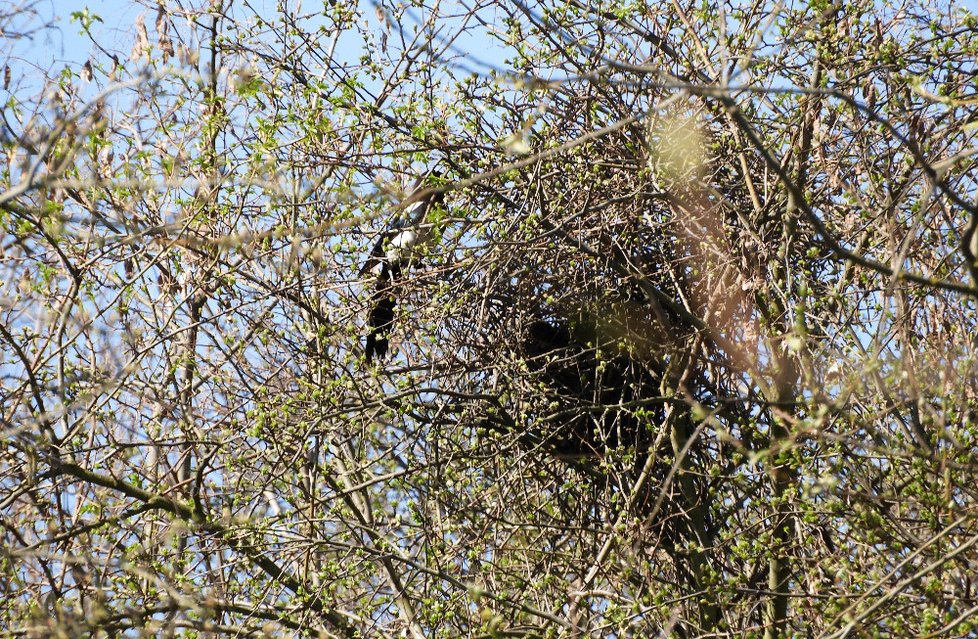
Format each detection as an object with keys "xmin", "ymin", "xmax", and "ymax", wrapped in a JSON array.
[{"xmin": 3, "ymin": 0, "xmax": 978, "ymax": 637}]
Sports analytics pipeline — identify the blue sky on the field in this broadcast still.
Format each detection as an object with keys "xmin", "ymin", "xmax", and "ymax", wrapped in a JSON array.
[
  {"xmin": 6, "ymin": 0, "xmax": 512, "ymax": 82},
  {"xmin": 10, "ymin": 0, "xmax": 978, "ymax": 94}
]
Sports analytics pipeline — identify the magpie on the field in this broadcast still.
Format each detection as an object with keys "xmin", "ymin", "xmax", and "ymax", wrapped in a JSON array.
[{"xmin": 362, "ymin": 170, "xmax": 445, "ymax": 362}]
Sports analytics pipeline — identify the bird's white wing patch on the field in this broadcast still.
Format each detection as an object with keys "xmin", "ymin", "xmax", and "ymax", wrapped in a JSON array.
[
  {"xmin": 386, "ymin": 229, "xmax": 418, "ymax": 262},
  {"xmin": 390, "ymin": 229, "xmax": 417, "ymax": 249},
  {"xmin": 403, "ymin": 200, "xmax": 424, "ymax": 218}
]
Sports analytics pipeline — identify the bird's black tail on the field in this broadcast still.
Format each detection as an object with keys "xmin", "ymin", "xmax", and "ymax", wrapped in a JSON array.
[{"xmin": 365, "ymin": 264, "xmax": 401, "ymax": 362}]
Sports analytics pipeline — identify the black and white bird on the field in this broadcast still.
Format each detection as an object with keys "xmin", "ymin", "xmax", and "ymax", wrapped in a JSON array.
[{"xmin": 362, "ymin": 170, "xmax": 445, "ymax": 362}]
